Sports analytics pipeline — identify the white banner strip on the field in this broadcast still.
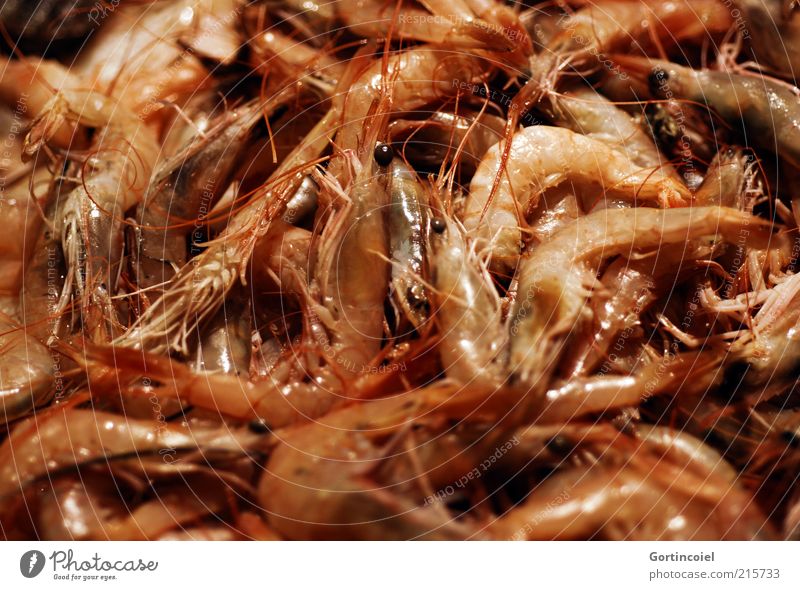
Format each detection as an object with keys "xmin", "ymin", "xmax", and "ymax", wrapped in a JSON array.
[{"xmin": 1, "ymin": 541, "xmax": 798, "ymax": 588}]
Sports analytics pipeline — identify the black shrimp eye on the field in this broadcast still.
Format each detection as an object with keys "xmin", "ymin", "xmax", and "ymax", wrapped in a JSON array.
[
  {"xmin": 373, "ymin": 142, "xmax": 394, "ymax": 167},
  {"xmin": 781, "ymin": 430, "xmax": 800, "ymax": 448},
  {"xmin": 545, "ymin": 434, "xmax": 574, "ymax": 455},
  {"xmin": 431, "ymin": 217, "xmax": 446, "ymax": 233},
  {"xmin": 248, "ymin": 418, "xmax": 272, "ymax": 434},
  {"xmin": 648, "ymin": 67, "xmax": 669, "ymax": 95}
]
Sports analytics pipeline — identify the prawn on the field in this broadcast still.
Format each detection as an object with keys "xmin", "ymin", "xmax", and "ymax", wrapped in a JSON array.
[
  {"xmin": 0, "ymin": 406, "xmax": 259, "ymax": 499},
  {"xmin": 335, "ymin": 0, "xmax": 526, "ymax": 55},
  {"xmin": 119, "ymin": 47, "xmax": 488, "ymax": 355},
  {"xmin": 544, "ymin": 85, "xmax": 676, "ymax": 175},
  {"xmin": 462, "ymin": 125, "xmax": 688, "ymax": 274},
  {"xmin": 35, "ymin": 473, "xmax": 234, "ymax": 540},
  {"xmin": 430, "ymin": 213, "xmax": 508, "ymax": 390},
  {"xmin": 0, "ymin": 316, "xmax": 57, "ymax": 424},
  {"xmin": 131, "ymin": 99, "xmax": 270, "ymax": 293},
  {"xmin": 510, "ymin": 206, "xmax": 775, "ymax": 389},
  {"xmin": 50, "ymin": 97, "xmax": 159, "ymax": 341},
  {"xmin": 257, "ymin": 383, "xmax": 486, "ymax": 540},
  {"xmin": 617, "ymin": 56, "xmax": 800, "ymax": 168},
  {"xmin": 488, "ymin": 425, "xmax": 772, "ymax": 539},
  {"xmin": 389, "ymin": 160, "xmax": 431, "ymax": 331},
  {"xmin": 388, "ymin": 110, "xmax": 505, "ymax": 177}
]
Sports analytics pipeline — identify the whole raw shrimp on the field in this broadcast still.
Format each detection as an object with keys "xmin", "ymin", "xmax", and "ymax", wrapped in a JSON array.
[
  {"xmin": 430, "ymin": 212, "xmax": 508, "ymax": 390},
  {"xmin": 257, "ymin": 383, "xmax": 513, "ymax": 540},
  {"xmin": 563, "ymin": 146, "xmax": 758, "ymax": 377},
  {"xmin": 561, "ymin": 256, "xmax": 657, "ymax": 377},
  {"xmin": 0, "ymin": 110, "xmax": 48, "ymax": 297},
  {"xmin": 388, "ymin": 160, "xmax": 431, "ymax": 331},
  {"xmin": 544, "ymin": 85, "xmax": 676, "ymax": 175},
  {"xmin": 388, "ymin": 110, "xmax": 505, "ymax": 176},
  {"xmin": 462, "ymin": 125, "xmax": 688, "ymax": 274},
  {"xmin": 488, "ymin": 425, "xmax": 773, "ymax": 539},
  {"xmin": 34, "ymin": 472, "xmax": 236, "ymax": 540},
  {"xmin": 50, "ymin": 95, "xmax": 158, "ymax": 340},
  {"xmin": 0, "ymin": 311, "xmax": 56, "ymax": 424},
  {"xmin": 522, "ymin": 0, "xmax": 734, "ymax": 102},
  {"xmin": 483, "ymin": 0, "xmax": 733, "ymax": 214},
  {"xmin": 0, "ymin": 55, "xmax": 164, "ymax": 340},
  {"xmin": 334, "ymin": 0, "xmax": 529, "ymax": 58},
  {"xmin": 131, "ymin": 99, "xmax": 272, "ymax": 293},
  {"xmin": 727, "ymin": 271, "xmax": 800, "ymax": 398},
  {"xmin": 0, "ymin": 406, "xmax": 259, "ymax": 500},
  {"xmin": 616, "ymin": 56, "xmax": 800, "ymax": 168},
  {"xmin": 76, "ymin": 0, "xmax": 239, "ymax": 122},
  {"xmin": 194, "ymin": 286, "xmax": 253, "ymax": 376},
  {"xmin": 510, "ymin": 206, "xmax": 775, "ymax": 389},
  {"xmin": 119, "ymin": 47, "xmax": 489, "ymax": 355}
]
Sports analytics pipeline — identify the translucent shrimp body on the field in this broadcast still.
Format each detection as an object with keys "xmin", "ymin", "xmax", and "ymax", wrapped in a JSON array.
[
  {"xmin": 509, "ymin": 206, "xmax": 775, "ymax": 389},
  {"xmin": 463, "ymin": 125, "xmax": 688, "ymax": 274},
  {"xmin": 431, "ymin": 216, "xmax": 507, "ymax": 389},
  {"xmin": 621, "ymin": 57, "xmax": 800, "ymax": 167}
]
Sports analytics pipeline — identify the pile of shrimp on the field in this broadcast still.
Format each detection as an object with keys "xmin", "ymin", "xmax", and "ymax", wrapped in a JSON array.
[{"xmin": 1, "ymin": 0, "xmax": 800, "ymax": 540}]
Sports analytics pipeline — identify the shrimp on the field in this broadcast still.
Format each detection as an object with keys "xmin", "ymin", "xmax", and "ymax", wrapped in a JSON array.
[
  {"xmin": 730, "ymin": 271, "xmax": 800, "ymax": 396},
  {"xmin": 76, "ymin": 0, "xmax": 233, "ymax": 121},
  {"xmin": 117, "ymin": 104, "xmax": 337, "ymax": 354},
  {"xmin": 510, "ymin": 206, "xmax": 775, "ymax": 388},
  {"xmin": 119, "ymin": 47, "xmax": 487, "ymax": 355},
  {"xmin": 545, "ymin": 86, "xmax": 676, "ymax": 175},
  {"xmin": 0, "ymin": 316, "xmax": 56, "ymax": 424},
  {"xmin": 257, "ymin": 384, "xmax": 483, "ymax": 540},
  {"xmin": 562, "ymin": 257, "xmax": 657, "ymax": 377},
  {"xmin": 131, "ymin": 100, "xmax": 267, "ymax": 292},
  {"xmin": 248, "ymin": 27, "xmax": 342, "ymax": 95},
  {"xmin": 19, "ymin": 191, "xmax": 71, "ymax": 342},
  {"xmin": 430, "ymin": 214, "xmax": 508, "ymax": 390},
  {"xmin": 51, "ymin": 100, "xmax": 159, "ymax": 341},
  {"xmin": 335, "ymin": 0, "xmax": 524, "ymax": 54},
  {"xmin": 635, "ymin": 425, "xmax": 741, "ymax": 484},
  {"xmin": 532, "ymin": 352, "xmax": 723, "ymax": 423},
  {"xmin": 489, "ymin": 426, "xmax": 772, "ymax": 540},
  {"xmin": 695, "ymin": 147, "xmax": 755, "ymax": 209},
  {"xmin": 501, "ymin": 0, "xmax": 734, "ymax": 143},
  {"xmin": 0, "ymin": 406, "xmax": 259, "ymax": 499},
  {"xmin": 79, "ymin": 342, "xmax": 343, "ymax": 429},
  {"xmin": 0, "ymin": 164, "xmax": 46, "ymax": 296},
  {"xmin": 312, "ymin": 131, "xmax": 394, "ymax": 377},
  {"xmin": 255, "ymin": 377, "xmax": 649, "ymax": 539},
  {"xmin": 0, "ymin": 58, "xmax": 89, "ymax": 153},
  {"xmin": 563, "ymin": 165, "xmax": 751, "ymax": 376},
  {"xmin": 617, "ymin": 57, "xmax": 800, "ymax": 167},
  {"xmin": 194, "ymin": 288, "xmax": 253, "ymax": 376},
  {"xmin": 1, "ymin": 55, "xmax": 163, "ymax": 341},
  {"xmin": 428, "ymin": 240, "xmax": 716, "ymax": 424},
  {"xmin": 250, "ymin": 218, "xmax": 312, "ymax": 298},
  {"xmin": 736, "ymin": 0, "xmax": 800, "ymax": 78},
  {"xmin": 389, "ymin": 161, "xmax": 430, "ymax": 330},
  {"xmin": 528, "ymin": 0, "xmax": 733, "ymax": 92},
  {"xmin": 462, "ymin": 125, "xmax": 688, "ymax": 274},
  {"xmin": 484, "ymin": 0, "xmax": 733, "ymax": 213},
  {"xmin": 35, "ymin": 473, "xmax": 233, "ymax": 540},
  {"xmin": 328, "ymin": 48, "xmax": 489, "ymax": 176},
  {"xmin": 280, "ymin": 174, "xmax": 320, "ymax": 226},
  {"xmin": 388, "ymin": 110, "xmax": 505, "ymax": 176}
]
